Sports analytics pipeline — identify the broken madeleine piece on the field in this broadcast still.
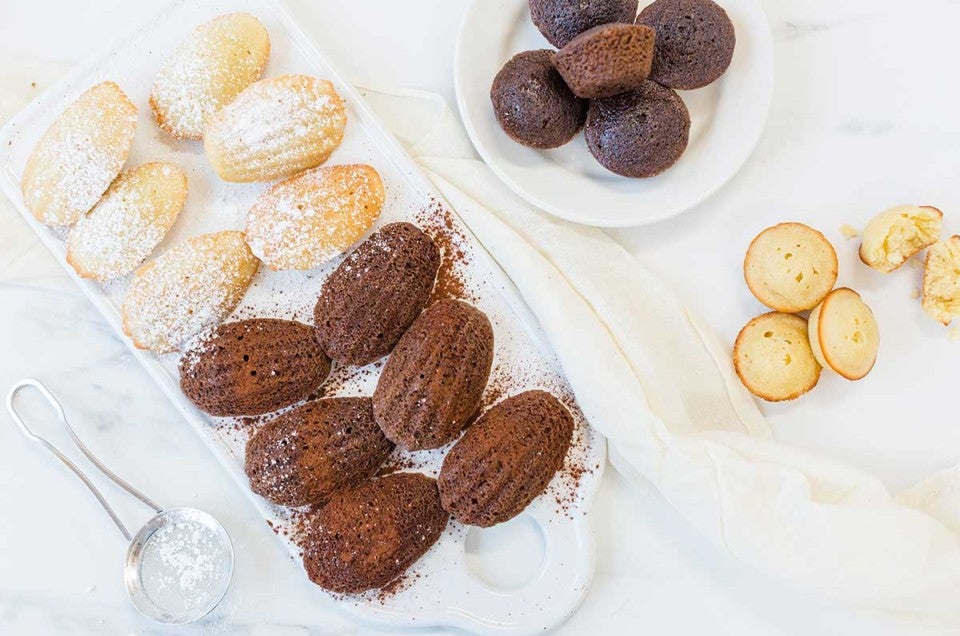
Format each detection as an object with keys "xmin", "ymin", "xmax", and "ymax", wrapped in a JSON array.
[
  {"xmin": 808, "ymin": 288, "xmax": 879, "ymax": 381},
  {"xmin": 733, "ymin": 312, "xmax": 822, "ymax": 402},
  {"xmin": 922, "ymin": 236, "xmax": 960, "ymax": 325},
  {"xmin": 859, "ymin": 205, "xmax": 942, "ymax": 273}
]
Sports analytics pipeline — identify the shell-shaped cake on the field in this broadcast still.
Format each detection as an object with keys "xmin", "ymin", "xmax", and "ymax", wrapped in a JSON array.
[
  {"xmin": 314, "ymin": 222, "xmax": 440, "ymax": 366},
  {"xmin": 302, "ymin": 472, "xmax": 448, "ymax": 594},
  {"xmin": 245, "ymin": 164, "xmax": 384, "ymax": 271},
  {"xmin": 66, "ymin": 162, "xmax": 188, "ymax": 281},
  {"xmin": 438, "ymin": 391, "xmax": 574, "ymax": 527},
  {"xmin": 204, "ymin": 74, "xmax": 347, "ymax": 182},
  {"xmin": 373, "ymin": 299, "xmax": 494, "ymax": 450},
  {"xmin": 121, "ymin": 230, "xmax": 260, "ymax": 353},
  {"xmin": 244, "ymin": 398, "xmax": 393, "ymax": 507},
  {"xmin": 22, "ymin": 81, "xmax": 137, "ymax": 227},
  {"xmin": 150, "ymin": 13, "xmax": 270, "ymax": 140},
  {"xmin": 179, "ymin": 319, "xmax": 331, "ymax": 417}
]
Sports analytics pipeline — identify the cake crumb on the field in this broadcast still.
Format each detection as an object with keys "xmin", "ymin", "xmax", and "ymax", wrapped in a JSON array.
[
  {"xmin": 908, "ymin": 257, "xmax": 924, "ymax": 270},
  {"xmin": 839, "ymin": 224, "xmax": 859, "ymax": 239},
  {"xmin": 911, "ymin": 288, "xmax": 922, "ymax": 299}
]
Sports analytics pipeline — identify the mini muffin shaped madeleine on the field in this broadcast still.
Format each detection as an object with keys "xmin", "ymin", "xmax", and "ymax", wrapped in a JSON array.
[
  {"xmin": 744, "ymin": 222, "xmax": 838, "ymax": 313},
  {"xmin": 733, "ymin": 312, "xmax": 822, "ymax": 402},
  {"xmin": 808, "ymin": 288, "xmax": 879, "ymax": 381},
  {"xmin": 66, "ymin": 162, "xmax": 188, "ymax": 280},
  {"xmin": 204, "ymin": 74, "xmax": 346, "ymax": 182},
  {"xmin": 22, "ymin": 81, "xmax": 137, "ymax": 227},
  {"xmin": 922, "ymin": 236, "xmax": 960, "ymax": 325},
  {"xmin": 585, "ymin": 81, "xmax": 690, "ymax": 178},
  {"xmin": 150, "ymin": 13, "xmax": 270, "ymax": 140},
  {"xmin": 636, "ymin": 0, "xmax": 736, "ymax": 90},
  {"xmin": 859, "ymin": 205, "xmax": 943, "ymax": 273},
  {"xmin": 121, "ymin": 230, "xmax": 260, "ymax": 352},
  {"xmin": 529, "ymin": 0, "xmax": 640, "ymax": 48},
  {"xmin": 490, "ymin": 49, "xmax": 587, "ymax": 149},
  {"xmin": 245, "ymin": 164, "xmax": 385, "ymax": 271},
  {"xmin": 553, "ymin": 24, "xmax": 656, "ymax": 99}
]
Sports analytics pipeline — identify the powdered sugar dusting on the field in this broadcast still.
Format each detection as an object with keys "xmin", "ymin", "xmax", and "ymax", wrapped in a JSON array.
[
  {"xmin": 138, "ymin": 517, "xmax": 231, "ymax": 618},
  {"xmin": 21, "ymin": 81, "xmax": 137, "ymax": 226},
  {"xmin": 66, "ymin": 162, "xmax": 187, "ymax": 280},
  {"xmin": 150, "ymin": 13, "xmax": 270, "ymax": 139},
  {"xmin": 122, "ymin": 231, "xmax": 259, "ymax": 352},
  {"xmin": 205, "ymin": 74, "xmax": 346, "ymax": 182},
  {"xmin": 246, "ymin": 164, "xmax": 384, "ymax": 270}
]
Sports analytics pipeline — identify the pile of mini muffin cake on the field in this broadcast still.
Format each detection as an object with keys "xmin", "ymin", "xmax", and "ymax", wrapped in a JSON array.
[
  {"xmin": 491, "ymin": 0, "xmax": 737, "ymax": 178},
  {"xmin": 733, "ymin": 205, "xmax": 960, "ymax": 403},
  {"xmin": 20, "ymin": 13, "xmax": 577, "ymax": 595}
]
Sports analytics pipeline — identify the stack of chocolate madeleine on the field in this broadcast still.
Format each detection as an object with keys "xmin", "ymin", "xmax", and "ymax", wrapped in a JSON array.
[{"xmin": 491, "ymin": 0, "xmax": 737, "ymax": 178}]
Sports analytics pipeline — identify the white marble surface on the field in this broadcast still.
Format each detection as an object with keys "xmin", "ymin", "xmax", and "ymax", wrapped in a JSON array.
[{"xmin": 1, "ymin": 0, "xmax": 958, "ymax": 634}]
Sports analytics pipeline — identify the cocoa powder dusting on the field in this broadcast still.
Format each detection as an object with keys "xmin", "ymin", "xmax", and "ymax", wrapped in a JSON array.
[
  {"xmin": 480, "ymin": 363, "xmax": 510, "ymax": 411},
  {"xmin": 416, "ymin": 198, "xmax": 473, "ymax": 303}
]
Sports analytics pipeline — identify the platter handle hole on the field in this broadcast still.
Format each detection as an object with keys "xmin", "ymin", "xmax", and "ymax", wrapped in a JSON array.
[{"xmin": 464, "ymin": 514, "xmax": 545, "ymax": 591}]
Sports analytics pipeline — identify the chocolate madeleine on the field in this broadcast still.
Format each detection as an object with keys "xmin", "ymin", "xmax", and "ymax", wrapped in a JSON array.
[
  {"xmin": 302, "ymin": 472, "xmax": 448, "ymax": 593},
  {"xmin": 245, "ymin": 398, "xmax": 393, "ymax": 507},
  {"xmin": 179, "ymin": 319, "xmax": 331, "ymax": 417},
  {"xmin": 438, "ymin": 391, "xmax": 573, "ymax": 527},
  {"xmin": 373, "ymin": 299, "xmax": 494, "ymax": 450},
  {"xmin": 314, "ymin": 222, "xmax": 440, "ymax": 366},
  {"xmin": 529, "ymin": 0, "xmax": 640, "ymax": 48}
]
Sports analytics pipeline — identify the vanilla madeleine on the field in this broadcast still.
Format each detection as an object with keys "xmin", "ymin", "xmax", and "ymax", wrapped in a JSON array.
[
  {"xmin": 150, "ymin": 13, "xmax": 270, "ymax": 139},
  {"xmin": 204, "ymin": 74, "xmax": 346, "ymax": 182},
  {"xmin": 121, "ymin": 231, "xmax": 260, "ymax": 352},
  {"xmin": 22, "ymin": 81, "xmax": 137, "ymax": 227},
  {"xmin": 67, "ymin": 162, "xmax": 188, "ymax": 281}
]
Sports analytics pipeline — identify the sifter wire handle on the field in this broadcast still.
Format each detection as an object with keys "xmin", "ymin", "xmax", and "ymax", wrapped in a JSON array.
[{"xmin": 6, "ymin": 379, "xmax": 162, "ymax": 541}]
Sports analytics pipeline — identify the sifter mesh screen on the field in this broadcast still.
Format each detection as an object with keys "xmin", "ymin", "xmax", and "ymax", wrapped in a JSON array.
[{"xmin": 137, "ymin": 516, "xmax": 233, "ymax": 620}]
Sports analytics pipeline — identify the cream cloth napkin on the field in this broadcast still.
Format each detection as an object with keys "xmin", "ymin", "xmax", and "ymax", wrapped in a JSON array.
[{"xmin": 361, "ymin": 87, "xmax": 960, "ymax": 629}]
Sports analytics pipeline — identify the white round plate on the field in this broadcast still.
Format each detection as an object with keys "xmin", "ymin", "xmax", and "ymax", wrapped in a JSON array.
[{"xmin": 454, "ymin": 0, "xmax": 774, "ymax": 228}]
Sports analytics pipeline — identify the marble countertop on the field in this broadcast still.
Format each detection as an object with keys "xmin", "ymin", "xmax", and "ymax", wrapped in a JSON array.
[{"xmin": 1, "ymin": 0, "xmax": 957, "ymax": 634}]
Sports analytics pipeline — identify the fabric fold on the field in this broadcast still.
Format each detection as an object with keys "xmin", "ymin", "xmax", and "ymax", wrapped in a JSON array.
[{"xmin": 361, "ymin": 86, "xmax": 960, "ymax": 628}]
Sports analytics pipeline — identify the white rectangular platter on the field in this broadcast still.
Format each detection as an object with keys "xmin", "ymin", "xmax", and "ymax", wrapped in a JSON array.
[{"xmin": 0, "ymin": 0, "xmax": 605, "ymax": 634}]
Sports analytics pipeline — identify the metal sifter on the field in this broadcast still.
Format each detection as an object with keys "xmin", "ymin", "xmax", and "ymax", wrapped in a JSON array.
[{"xmin": 6, "ymin": 379, "xmax": 234, "ymax": 624}]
